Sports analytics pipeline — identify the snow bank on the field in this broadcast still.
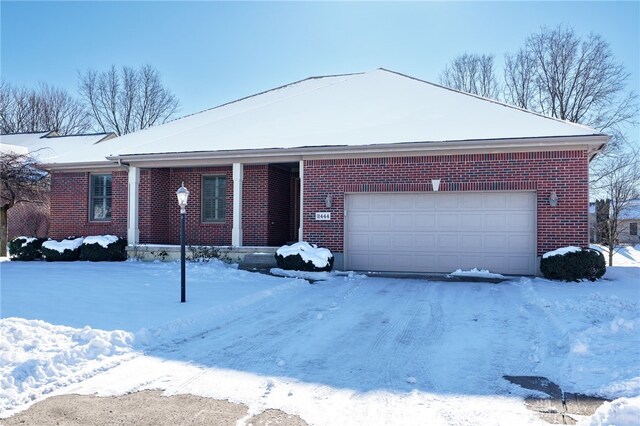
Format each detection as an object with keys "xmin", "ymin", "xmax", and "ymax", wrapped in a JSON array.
[
  {"xmin": 42, "ymin": 237, "xmax": 84, "ymax": 253},
  {"xmin": 543, "ymin": 246, "xmax": 582, "ymax": 259},
  {"xmin": 579, "ymin": 396, "xmax": 640, "ymax": 426},
  {"xmin": 0, "ymin": 317, "xmax": 136, "ymax": 412},
  {"xmin": 450, "ymin": 268, "xmax": 505, "ymax": 278},
  {"xmin": 83, "ymin": 235, "xmax": 119, "ymax": 248},
  {"xmin": 276, "ymin": 242, "xmax": 332, "ymax": 268},
  {"xmin": 270, "ymin": 268, "xmax": 366, "ymax": 281}
]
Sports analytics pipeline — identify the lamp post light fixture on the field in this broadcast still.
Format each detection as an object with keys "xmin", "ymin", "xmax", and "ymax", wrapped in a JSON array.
[{"xmin": 176, "ymin": 182, "xmax": 190, "ymax": 303}]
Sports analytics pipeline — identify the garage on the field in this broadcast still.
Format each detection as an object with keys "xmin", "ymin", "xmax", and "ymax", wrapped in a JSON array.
[{"xmin": 344, "ymin": 192, "xmax": 537, "ymax": 275}]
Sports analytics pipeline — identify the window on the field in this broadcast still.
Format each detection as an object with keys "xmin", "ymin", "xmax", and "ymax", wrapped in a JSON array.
[
  {"xmin": 202, "ymin": 175, "xmax": 226, "ymax": 222},
  {"xmin": 90, "ymin": 174, "xmax": 112, "ymax": 221},
  {"xmin": 631, "ymin": 222, "xmax": 638, "ymax": 236}
]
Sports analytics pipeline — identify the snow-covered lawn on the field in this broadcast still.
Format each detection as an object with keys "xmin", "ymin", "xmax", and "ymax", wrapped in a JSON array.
[{"xmin": 1, "ymin": 248, "xmax": 639, "ymax": 425}]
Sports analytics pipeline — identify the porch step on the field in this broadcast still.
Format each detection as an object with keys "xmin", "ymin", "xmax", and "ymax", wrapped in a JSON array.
[{"xmin": 239, "ymin": 253, "xmax": 277, "ymax": 270}]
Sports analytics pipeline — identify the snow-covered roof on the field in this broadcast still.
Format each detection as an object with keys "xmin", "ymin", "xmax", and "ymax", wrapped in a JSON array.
[
  {"xmin": 10, "ymin": 69, "xmax": 606, "ymax": 167},
  {"xmin": 0, "ymin": 132, "xmax": 115, "ymax": 164},
  {"xmin": 0, "ymin": 132, "xmax": 56, "ymax": 146},
  {"xmin": 0, "ymin": 143, "xmax": 29, "ymax": 155},
  {"xmin": 620, "ymin": 199, "xmax": 640, "ymax": 220}
]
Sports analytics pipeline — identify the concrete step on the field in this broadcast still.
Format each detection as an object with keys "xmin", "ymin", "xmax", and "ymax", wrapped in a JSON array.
[{"xmin": 239, "ymin": 253, "xmax": 277, "ymax": 270}]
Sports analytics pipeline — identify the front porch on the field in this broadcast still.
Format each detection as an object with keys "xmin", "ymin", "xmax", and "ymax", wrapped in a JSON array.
[{"xmin": 126, "ymin": 161, "xmax": 302, "ymax": 249}]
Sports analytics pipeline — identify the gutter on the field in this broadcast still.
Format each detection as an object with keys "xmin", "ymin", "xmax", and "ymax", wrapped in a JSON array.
[{"xmin": 106, "ymin": 134, "xmax": 609, "ymax": 164}]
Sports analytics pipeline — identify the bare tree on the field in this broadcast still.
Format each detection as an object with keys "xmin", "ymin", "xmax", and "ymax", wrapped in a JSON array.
[
  {"xmin": 78, "ymin": 65, "xmax": 179, "ymax": 135},
  {"xmin": 590, "ymin": 150, "xmax": 640, "ymax": 266},
  {"xmin": 503, "ymin": 49, "xmax": 537, "ymax": 110},
  {"xmin": 0, "ymin": 150, "xmax": 49, "ymax": 256},
  {"xmin": 503, "ymin": 25, "xmax": 638, "ymax": 148},
  {"xmin": 439, "ymin": 53, "xmax": 500, "ymax": 99},
  {"xmin": 0, "ymin": 82, "xmax": 91, "ymax": 135}
]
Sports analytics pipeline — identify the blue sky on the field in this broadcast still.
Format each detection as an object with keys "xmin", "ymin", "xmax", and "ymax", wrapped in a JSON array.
[{"xmin": 2, "ymin": 1, "xmax": 639, "ymax": 122}]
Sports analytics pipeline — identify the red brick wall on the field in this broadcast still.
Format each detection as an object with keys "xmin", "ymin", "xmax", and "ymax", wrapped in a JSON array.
[
  {"xmin": 158, "ymin": 166, "xmax": 235, "ymax": 246},
  {"xmin": 242, "ymin": 165, "xmax": 269, "ymax": 246},
  {"xmin": 50, "ymin": 171, "xmax": 127, "ymax": 240},
  {"xmin": 139, "ymin": 169, "xmax": 171, "ymax": 244},
  {"xmin": 303, "ymin": 151, "xmax": 590, "ymax": 255}
]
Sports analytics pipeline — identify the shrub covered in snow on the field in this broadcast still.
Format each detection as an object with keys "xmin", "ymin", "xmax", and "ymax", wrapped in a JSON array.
[
  {"xmin": 540, "ymin": 246, "xmax": 606, "ymax": 282},
  {"xmin": 8, "ymin": 236, "xmax": 47, "ymax": 261},
  {"xmin": 41, "ymin": 237, "xmax": 84, "ymax": 261},
  {"xmin": 80, "ymin": 235, "xmax": 126, "ymax": 261},
  {"xmin": 275, "ymin": 241, "xmax": 334, "ymax": 272}
]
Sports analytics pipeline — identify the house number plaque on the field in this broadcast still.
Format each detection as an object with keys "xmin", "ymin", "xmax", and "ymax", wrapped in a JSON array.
[{"xmin": 315, "ymin": 212, "xmax": 331, "ymax": 221}]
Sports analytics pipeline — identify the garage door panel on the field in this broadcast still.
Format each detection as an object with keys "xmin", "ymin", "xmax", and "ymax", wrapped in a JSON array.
[
  {"xmin": 370, "ymin": 254, "xmax": 391, "ymax": 270},
  {"xmin": 460, "ymin": 193, "xmax": 484, "ymax": 208},
  {"xmin": 348, "ymin": 213, "xmax": 370, "ymax": 230},
  {"xmin": 415, "ymin": 214, "xmax": 436, "ymax": 230},
  {"xmin": 345, "ymin": 192, "xmax": 536, "ymax": 275},
  {"xmin": 349, "ymin": 253, "xmax": 370, "ymax": 270},
  {"xmin": 459, "ymin": 255, "xmax": 484, "ymax": 271},
  {"xmin": 391, "ymin": 234, "xmax": 410, "ymax": 250},
  {"xmin": 437, "ymin": 235, "xmax": 459, "ymax": 250},
  {"xmin": 391, "ymin": 194, "xmax": 415, "ymax": 209},
  {"xmin": 414, "ymin": 197, "xmax": 436, "ymax": 210},
  {"xmin": 508, "ymin": 256, "xmax": 534, "ymax": 275},
  {"xmin": 484, "ymin": 235, "xmax": 507, "ymax": 251},
  {"xmin": 460, "ymin": 235, "xmax": 483, "ymax": 249},
  {"xmin": 370, "ymin": 214, "xmax": 393, "ymax": 229},
  {"xmin": 389, "ymin": 254, "xmax": 409, "ymax": 269},
  {"xmin": 483, "ymin": 256, "xmax": 508, "ymax": 272},
  {"xmin": 436, "ymin": 194, "xmax": 459, "ymax": 209},
  {"xmin": 349, "ymin": 233, "xmax": 370, "ymax": 250},
  {"xmin": 508, "ymin": 213, "xmax": 534, "ymax": 230},
  {"xmin": 348, "ymin": 195, "xmax": 370, "ymax": 210},
  {"xmin": 370, "ymin": 234, "xmax": 392, "ymax": 250},
  {"xmin": 437, "ymin": 255, "xmax": 462, "ymax": 271},
  {"xmin": 414, "ymin": 234, "xmax": 436, "ymax": 249},
  {"xmin": 414, "ymin": 254, "xmax": 436, "ymax": 269},
  {"xmin": 483, "ymin": 193, "xmax": 507, "ymax": 208},
  {"xmin": 508, "ymin": 192, "xmax": 534, "ymax": 208},
  {"xmin": 485, "ymin": 214, "xmax": 507, "ymax": 230},
  {"xmin": 437, "ymin": 214, "xmax": 458, "ymax": 229},
  {"xmin": 508, "ymin": 235, "xmax": 533, "ymax": 251},
  {"xmin": 459, "ymin": 214, "xmax": 483, "ymax": 230},
  {"xmin": 393, "ymin": 214, "xmax": 413, "ymax": 229}
]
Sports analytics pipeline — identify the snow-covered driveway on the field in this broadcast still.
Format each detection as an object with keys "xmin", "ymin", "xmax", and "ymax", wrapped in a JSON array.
[{"xmin": 1, "ymin": 258, "xmax": 639, "ymax": 424}]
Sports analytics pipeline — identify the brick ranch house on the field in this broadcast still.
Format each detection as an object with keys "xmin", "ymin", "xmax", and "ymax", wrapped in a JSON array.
[
  {"xmin": 39, "ymin": 69, "xmax": 607, "ymax": 275},
  {"xmin": 1, "ymin": 131, "xmax": 115, "ymax": 240}
]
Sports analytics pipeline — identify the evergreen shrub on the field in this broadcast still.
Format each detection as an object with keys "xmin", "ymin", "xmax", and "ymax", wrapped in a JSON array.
[{"xmin": 540, "ymin": 248, "xmax": 606, "ymax": 282}]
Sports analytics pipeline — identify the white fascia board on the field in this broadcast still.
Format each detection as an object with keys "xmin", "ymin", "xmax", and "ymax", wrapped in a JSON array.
[
  {"xmin": 109, "ymin": 134, "xmax": 608, "ymax": 168},
  {"xmin": 42, "ymin": 161, "xmax": 122, "ymax": 172}
]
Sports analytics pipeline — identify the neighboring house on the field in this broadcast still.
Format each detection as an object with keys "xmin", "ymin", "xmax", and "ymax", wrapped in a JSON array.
[
  {"xmin": 0, "ymin": 131, "xmax": 116, "ymax": 239},
  {"xmin": 36, "ymin": 69, "xmax": 607, "ymax": 275},
  {"xmin": 618, "ymin": 199, "xmax": 640, "ymax": 245}
]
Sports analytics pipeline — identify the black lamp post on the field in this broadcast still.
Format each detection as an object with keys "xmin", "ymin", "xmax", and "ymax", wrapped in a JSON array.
[{"xmin": 176, "ymin": 182, "xmax": 189, "ymax": 303}]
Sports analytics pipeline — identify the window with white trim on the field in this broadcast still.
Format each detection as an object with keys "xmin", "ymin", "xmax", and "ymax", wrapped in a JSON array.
[
  {"xmin": 631, "ymin": 222, "xmax": 638, "ymax": 236},
  {"xmin": 202, "ymin": 175, "xmax": 226, "ymax": 222},
  {"xmin": 90, "ymin": 174, "xmax": 112, "ymax": 221}
]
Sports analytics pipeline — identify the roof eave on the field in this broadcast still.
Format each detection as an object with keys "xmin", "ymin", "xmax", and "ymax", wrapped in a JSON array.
[
  {"xmin": 42, "ymin": 161, "xmax": 122, "ymax": 172},
  {"xmin": 108, "ymin": 134, "xmax": 609, "ymax": 166}
]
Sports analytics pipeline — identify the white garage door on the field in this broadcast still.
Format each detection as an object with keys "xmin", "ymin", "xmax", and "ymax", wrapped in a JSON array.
[{"xmin": 345, "ymin": 192, "xmax": 536, "ymax": 275}]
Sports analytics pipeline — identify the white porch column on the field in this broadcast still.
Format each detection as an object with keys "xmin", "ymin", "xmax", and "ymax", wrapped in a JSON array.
[
  {"xmin": 127, "ymin": 166, "xmax": 140, "ymax": 245},
  {"xmin": 298, "ymin": 159, "xmax": 304, "ymax": 242},
  {"xmin": 232, "ymin": 162, "xmax": 243, "ymax": 247}
]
